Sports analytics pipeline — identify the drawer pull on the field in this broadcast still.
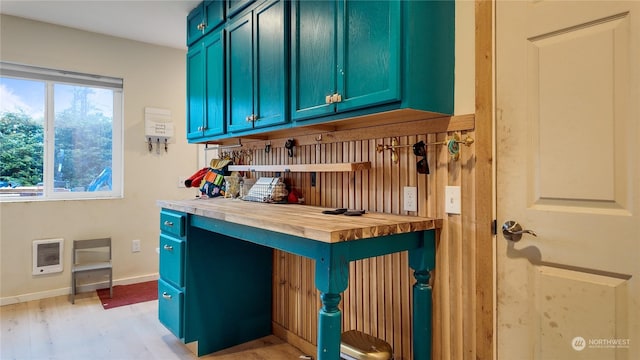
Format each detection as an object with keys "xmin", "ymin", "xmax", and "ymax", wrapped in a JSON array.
[
  {"xmin": 162, "ymin": 292, "xmax": 172, "ymax": 300},
  {"xmin": 163, "ymin": 244, "xmax": 173, "ymax": 251},
  {"xmin": 163, "ymin": 220, "xmax": 174, "ymax": 227}
]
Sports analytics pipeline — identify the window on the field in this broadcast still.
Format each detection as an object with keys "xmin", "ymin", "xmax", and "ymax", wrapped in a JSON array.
[{"xmin": 0, "ymin": 62, "xmax": 123, "ymax": 200}]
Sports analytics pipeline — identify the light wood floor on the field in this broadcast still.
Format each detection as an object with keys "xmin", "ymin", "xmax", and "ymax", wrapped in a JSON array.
[{"xmin": 0, "ymin": 292, "xmax": 308, "ymax": 360}]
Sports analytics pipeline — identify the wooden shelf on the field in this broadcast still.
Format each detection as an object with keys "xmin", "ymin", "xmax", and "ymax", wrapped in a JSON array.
[{"xmin": 228, "ymin": 162, "xmax": 370, "ymax": 173}]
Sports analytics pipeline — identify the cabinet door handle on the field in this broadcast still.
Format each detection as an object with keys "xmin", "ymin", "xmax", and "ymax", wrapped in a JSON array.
[
  {"xmin": 331, "ymin": 93, "xmax": 342, "ymax": 103},
  {"xmin": 162, "ymin": 292, "xmax": 172, "ymax": 300},
  {"xmin": 325, "ymin": 95, "xmax": 333, "ymax": 104},
  {"xmin": 163, "ymin": 220, "xmax": 174, "ymax": 227},
  {"xmin": 163, "ymin": 244, "xmax": 173, "ymax": 251},
  {"xmin": 197, "ymin": 23, "xmax": 206, "ymax": 31}
]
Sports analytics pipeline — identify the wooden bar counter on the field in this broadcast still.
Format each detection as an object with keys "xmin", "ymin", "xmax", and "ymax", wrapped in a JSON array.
[{"xmin": 157, "ymin": 198, "xmax": 440, "ymax": 360}]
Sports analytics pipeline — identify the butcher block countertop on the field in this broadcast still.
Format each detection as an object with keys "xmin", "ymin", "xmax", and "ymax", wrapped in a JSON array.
[{"xmin": 158, "ymin": 198, "xmax": 441, "ymax": 243}]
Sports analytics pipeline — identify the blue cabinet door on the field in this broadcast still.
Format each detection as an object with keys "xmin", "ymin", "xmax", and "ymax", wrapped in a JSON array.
[
  {"xmin": 253, "ymin": 0, "xmax": 288, "ymax": 129},
  {"xmin": 337, "ymin": 0, "xmax": 400, "ymax": 112},
  {"xmin": 204, "ymin": 0, "xmax": 225, "ymax": 32},
  {"xmin": 187, "ymin": 1, "xmax": 225, "ymax": 46},
  {"xmin": 290, "ymin": 1, "xmax": 338, "ymax": 121},
  {"xmin": 203, "ymin": 30, "xmax": 226, "ymax": 137},
  {"xmin": 227, "ymin": 12, "xmax": 255, "ymax": 133},
  {"xmin": 186, "ymin": 44, "xmax": 205, "ymax": 140},
  {"xmin": 187, "ymin": 30, "xmax": 226, "ymax": 141},
  {"xmin": 187, "ymin": 4, "xmax": 206, "ymax": 46},
  {"xmin": 227, "ymin": 0, "xmax": 255, "ymax": 18}
]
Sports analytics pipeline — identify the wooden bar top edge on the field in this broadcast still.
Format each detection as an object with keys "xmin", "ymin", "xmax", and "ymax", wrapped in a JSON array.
[{"xmin": 157, "ymin": 198, "xmax": 441, "ymax": 243}]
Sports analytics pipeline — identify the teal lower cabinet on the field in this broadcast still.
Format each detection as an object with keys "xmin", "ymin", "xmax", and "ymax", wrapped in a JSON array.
[
  {"xmin": 181, "ymin": 227, "xmax": 273, "ymax": 355},
  {"xmin": 158, "ymin": 210, "xmax": 273, "ymax": 356},
  {"xmin": 158, "ymin": 203, "xmax": 437, "ymax": 360}
]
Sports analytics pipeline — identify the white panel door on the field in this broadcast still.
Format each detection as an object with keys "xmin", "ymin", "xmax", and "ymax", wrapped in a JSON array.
[{"xmin": 496, "ymin": 1, "xmax": 639, "ymax": 359}]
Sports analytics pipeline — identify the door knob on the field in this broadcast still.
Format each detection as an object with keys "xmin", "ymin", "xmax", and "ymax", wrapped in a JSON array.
[{"xmin": 502, "ymin": 221, "xmax": 537, "ymax": 242}]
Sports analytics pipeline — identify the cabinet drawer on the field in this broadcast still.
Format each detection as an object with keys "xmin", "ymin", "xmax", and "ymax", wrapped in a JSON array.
[
  {"xmin": 160, "ymin": 210, "xmax": 185, "ymax": 237},
  {"xmin": 158, "ymin": 278, "xmax": 184, "ymax": 338},
  {"xmin": 159, "ymin": 234, "xmax": 185, "ymax": 288}
]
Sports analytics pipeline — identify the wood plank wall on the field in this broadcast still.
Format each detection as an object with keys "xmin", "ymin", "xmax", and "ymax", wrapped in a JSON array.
[
  {"xmin": 227, "ymin": 3, "xmax": 495, "ymax": 357},
  {"xmin": 232, "ymin": 118, "xmax": 477, "ymax": 360}
]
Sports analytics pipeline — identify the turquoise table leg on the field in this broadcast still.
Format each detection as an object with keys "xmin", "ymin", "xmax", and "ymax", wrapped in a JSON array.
[
  {"xmin": 409, "ymin": 230, "xmax": 436, "ymax": 360},
  {"xmin": 315, "ymin": 245, "xmax": 349, "ymax": 360},
  {"xmin": 412, "ymin": 269, "xmax": 433, "ymax": 360},
  {"xmin": 317, "ymin": 292, "xmax": 342, "ymax": 360}
]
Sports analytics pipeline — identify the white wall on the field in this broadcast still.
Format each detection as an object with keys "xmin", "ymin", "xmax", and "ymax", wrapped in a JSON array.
[{"xmin": 0, "ymin": 15, "xmax": 199, "ymax": 304}]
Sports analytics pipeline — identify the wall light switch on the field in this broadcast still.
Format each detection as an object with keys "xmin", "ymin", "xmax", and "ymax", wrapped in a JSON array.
[{"xmin": 445, "ymin": 186, "xmax": 461, "ymax": 214}]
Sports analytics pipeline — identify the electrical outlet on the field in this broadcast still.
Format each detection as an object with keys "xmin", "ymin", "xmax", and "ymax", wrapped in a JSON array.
[
  {"xmin": 445, "ymin": 186, "xmax": 461, "ymax": 214},
  {"xmin": 403, "ymin": 186, "xmax": 418, "ymax": 212},
  {"xmin": 132, "ymin": 239, "xmax": 141, "ymax": 253},
  {"xmin": 177, "ymin": 176, "xmax": 188, "ymax": 188}
]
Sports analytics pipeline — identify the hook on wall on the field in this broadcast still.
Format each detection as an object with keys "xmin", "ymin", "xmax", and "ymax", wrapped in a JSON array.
[
  {"xmin": 375, "ymin": 137, "xmax": 402, "ymax": 163},
  {"xmin": 314, "ymin": 134, "xmax": 323, "ymax": 151}
]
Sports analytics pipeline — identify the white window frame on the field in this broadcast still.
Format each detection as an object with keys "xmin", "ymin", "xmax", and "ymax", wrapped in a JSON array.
[{"xmin": 0, "ymin": 62, "xmax": 124, "ymax": 201}]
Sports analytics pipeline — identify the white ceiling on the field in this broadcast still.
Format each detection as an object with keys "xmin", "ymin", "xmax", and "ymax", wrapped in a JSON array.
[{"xmin": 0, "ymin": 0, "xmax": 201, "ymax": 50}]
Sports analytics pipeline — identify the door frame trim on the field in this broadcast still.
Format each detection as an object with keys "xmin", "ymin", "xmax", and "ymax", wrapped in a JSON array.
[{"xmin": 474, "ymin": 1, "xmax": 495, "ymax": 359}]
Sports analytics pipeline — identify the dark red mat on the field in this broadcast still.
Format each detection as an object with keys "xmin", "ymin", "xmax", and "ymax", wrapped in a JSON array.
[{"xmin": 96, "ymin": 280, "xmax": 158, "ymax": 309}]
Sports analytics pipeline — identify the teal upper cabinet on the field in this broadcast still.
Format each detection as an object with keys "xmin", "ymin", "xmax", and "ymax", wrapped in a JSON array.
[
  {"xmin": 187, "ymin": 0, "xmax": 225, "ymax": 46},
  {"xmin": 226, "ymin": 0, "xmax": 288, "ymax": 133},
  {"xmin": 227, "ymin": 0, "xmax": 256, "ymax": 18},
  {"xmin": 291, "ymin": 0, "xmax": 400, "ymax": 121},
  {"xmin": 185, "ymin": 0, "xmax": 454, "ymax": 142},
  {"xmin": 187, "ymin": 29, "xmax": 226, "ymax": 141},
  {"xmin": 291, "ymin": 0, "xmax": 453, "ymax": 122}
]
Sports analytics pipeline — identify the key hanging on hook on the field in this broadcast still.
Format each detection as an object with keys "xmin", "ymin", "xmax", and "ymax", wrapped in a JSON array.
[{"xmin": 427, "ymin": 133, "xmax": 474, "ymax": 160}]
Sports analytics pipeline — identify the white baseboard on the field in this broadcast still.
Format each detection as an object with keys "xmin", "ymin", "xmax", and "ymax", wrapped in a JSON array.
[{"xmin": 0, "ymin": 273, "xmax": 159, "ymax": 306}]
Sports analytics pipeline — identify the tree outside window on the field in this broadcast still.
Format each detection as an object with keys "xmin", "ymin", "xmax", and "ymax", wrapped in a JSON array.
[{"xmin": 0, "ymin": 62, "xmax": 122, "ymax": 200}]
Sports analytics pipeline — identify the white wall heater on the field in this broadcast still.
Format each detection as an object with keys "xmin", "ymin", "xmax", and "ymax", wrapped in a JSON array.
[{"xmin": 32, "ymin": 238, "xmax": 64, "ymax": 275}]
